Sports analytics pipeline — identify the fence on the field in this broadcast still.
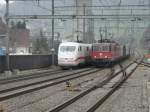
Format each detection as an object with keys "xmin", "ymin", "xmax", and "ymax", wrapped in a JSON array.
[{"xmin": 0, "ymin": 54, "xmax": 57, "ymax": 72}]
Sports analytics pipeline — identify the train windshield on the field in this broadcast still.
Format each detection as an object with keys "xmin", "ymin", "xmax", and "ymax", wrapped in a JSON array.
[
  {"xmin": 60, "ymin": 46, "xmax": 76, "ymax": 52},
  {"xmin": 92, "ymin": 45, "xmax": 111, "ymax": 51},
  {"xmin": 102, "ymin": 46, "xmax": 110, "ymax": 51},
  {"xmin": 92, "ymin": 46, "xmax": 100, "ymax": 51}
]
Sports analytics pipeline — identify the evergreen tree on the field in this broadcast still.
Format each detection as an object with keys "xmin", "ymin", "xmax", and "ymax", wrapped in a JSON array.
[
  {"xmin": 10, "ymin": 21, "xmax": 15, "ymax": 29},
  {"xmin": 33, "ymin": 38, "xmax": 49, "ymax": 54},
  {"xmin": 11, "ymin": 21, "xmax": 27, "ymax": 29}
]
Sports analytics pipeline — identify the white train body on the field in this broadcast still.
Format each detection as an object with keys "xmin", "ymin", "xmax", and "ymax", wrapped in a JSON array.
[{"xmin": 58, "ymin": 42, "xmax": 91, "ymax": 67}]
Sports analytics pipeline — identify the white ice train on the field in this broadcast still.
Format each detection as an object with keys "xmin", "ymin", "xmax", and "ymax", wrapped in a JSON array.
[{"xmin": 58, "ymin": 42, "xmax": 91, "ymax": 68}]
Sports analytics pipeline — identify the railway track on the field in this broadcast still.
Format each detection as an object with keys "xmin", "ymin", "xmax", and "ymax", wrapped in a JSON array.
[
  {"xmin": 141, "ymin": 61, "xmax": 150, "ymax": 67},
  {"xmin": 0, "ymin": 69, "xmax": 63, "ymax": 84},
  {"xmin": 47, "ymin": 60, "xmax": 139, "ymax": 112},
  {"xmin": 0, "ymin": 67, "xmax": 101, "ymax": 102},
  {"xmin": 86, "ymin": 62, "xmax": 139, "ymax": 112},
  {"xmin": 0, "ymin": 67, "xmax": 91, "ymax": 84}
]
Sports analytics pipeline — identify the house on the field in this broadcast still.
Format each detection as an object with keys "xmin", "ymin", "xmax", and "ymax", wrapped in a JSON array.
[
  {"xmin": 0, "ymin": 17, "xmax": 30, "ymax": 55},
  {"xmin": 10, "ymin": 28, "xmax": 30, "ymax": 54}
]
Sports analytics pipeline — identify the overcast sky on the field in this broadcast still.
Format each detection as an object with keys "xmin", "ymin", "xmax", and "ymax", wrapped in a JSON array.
[
  {"xmin": 0, "ymin": 0, "xmax": 149, "ymax": 5},
  {"xmin": 0, "ymin": 0, "xmax": 149, "ymax": 39},
  {"xmin": 0, "ymin": 0, "xmax": 5, "ymax": 5}
]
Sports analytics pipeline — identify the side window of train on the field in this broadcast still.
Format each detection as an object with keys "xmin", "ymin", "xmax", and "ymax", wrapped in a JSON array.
[
  {"xmin": 109, "ymin": 45, "xmax": 111, "ymax": 51},
  {"xmin": 87, "ymin": 47, "xmax": 89, "ymax": 51},
  {"xmin": 78, "ymin": 46, "xmax": 82, "ymax": 51},
  {"xmin": 106, "ymin": 46, "xmax": 109, "ymax": 51},
  {"xmin": 102, "ymin": 46, "xmax": 105, "ymax": 51},
  {"xmin": 115, "ymin": 46, "xmax": 117, "ymax": 51},
  {"xmin": 112, "ymin": 45, "xmax": 114, "ymax": 51},
  {"xmin": 99, "ymin": 46, "xmax": 102, "ymax": 51},
  {"xmin": 103, "ymin": 46, "xmax": 107, "ymax": 51}
]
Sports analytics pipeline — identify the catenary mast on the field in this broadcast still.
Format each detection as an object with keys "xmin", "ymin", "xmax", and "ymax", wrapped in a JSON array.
[{"xmin": 75, "ymin": 0, "xmax": 94, "ymax": 43}]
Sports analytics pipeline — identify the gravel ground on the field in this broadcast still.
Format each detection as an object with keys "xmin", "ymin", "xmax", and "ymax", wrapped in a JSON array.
[
  {"xmin": 0, "ymin": 67, "xmax": 91, "ymax": 91},
  {"xmin": 0, "ymin": 68, "xmax": 109, "ymax": 112},
  {"xmin": 0, "ymin": 66, "xmax": 61, "ymax": 78},
  {"xmin": 0, "ymin": 59, "xmax": 132, "ymax": 112},
  {"xmin": 95, "ymin": 64, "xmax": 149, "ymax": 112},
  {"xmin": 57, "ymin": 61, "xmax": 134, "ymax": 112},
  {"xmin": 60, "ymin": 88, "xmax": 109, "ymax": 112},
  {"xmin": 0, "ymin": 58, "xmax": 131, "ymax": 91},
  {"xmin": 59, "ymin": 62, "xmax": 143, "ymax": 112}
]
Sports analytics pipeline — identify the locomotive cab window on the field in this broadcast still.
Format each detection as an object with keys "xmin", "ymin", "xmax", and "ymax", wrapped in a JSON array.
[
  {"xmin": 102, "ymin": 45, "xmax": 110, "ymax": 51},
  {"xmin": 60, "ymin": 46, "xmax": 76, "ymax": 52},
  {"xmin": 92, "ymin": 46, "xmax": 99, "ymax": 51}
]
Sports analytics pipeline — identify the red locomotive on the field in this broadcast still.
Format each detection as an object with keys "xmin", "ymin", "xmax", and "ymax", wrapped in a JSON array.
[
  {"xmin": 90, "ymin": 39, "xmax": 130, "ymax": 66},
  {"xmin": 146, "ymin": 53, "xmax": 150, "ymax": 63}
]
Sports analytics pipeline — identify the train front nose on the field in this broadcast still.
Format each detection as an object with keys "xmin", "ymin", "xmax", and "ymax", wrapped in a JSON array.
[{"xmin": 58, "ymin": 56, "xmax": 77, "ymax": 66}]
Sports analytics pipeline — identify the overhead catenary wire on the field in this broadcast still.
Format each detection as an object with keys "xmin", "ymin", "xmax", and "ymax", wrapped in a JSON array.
[{"xmin": 5, "ymin": 0, "xmax": 150, "ymax": 41}]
